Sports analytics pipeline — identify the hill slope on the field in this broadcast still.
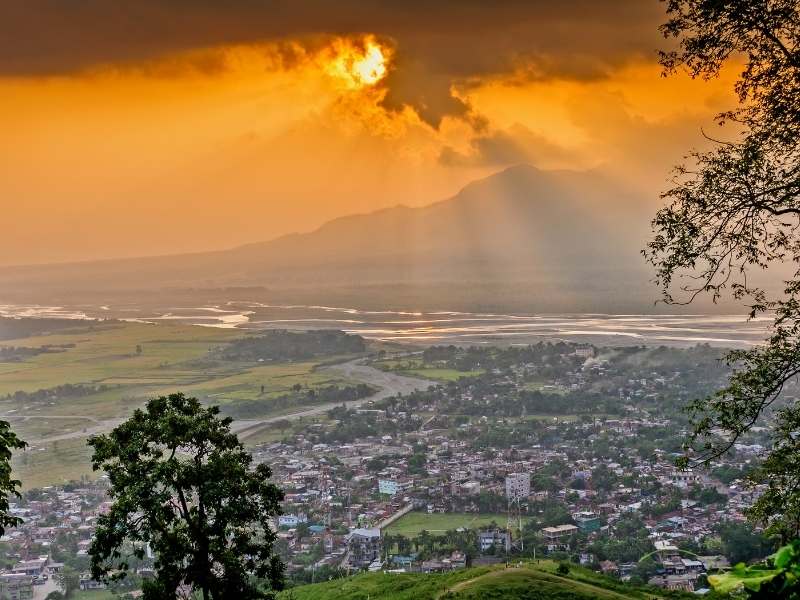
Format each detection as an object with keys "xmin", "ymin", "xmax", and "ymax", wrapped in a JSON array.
[{"xmin": 279, "ymin": 562, "xmax": 689, "ymax": 600}]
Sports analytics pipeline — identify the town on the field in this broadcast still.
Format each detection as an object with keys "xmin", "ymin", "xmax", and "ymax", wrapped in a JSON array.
[{"xmin": 0, "ymin": 341, "xmax": 778, "ymax": 598}]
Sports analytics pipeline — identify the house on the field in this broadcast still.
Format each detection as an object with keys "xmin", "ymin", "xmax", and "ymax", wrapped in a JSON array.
[
  {"xmin": 347, "ymin": 528, "xmax": 381, "ymax": 568},
  {"xmin": 278, "ymin": 513, "xmax": 308, "ymax": 528},
  {"xmin": 599, "ymin": 560, "xmax": 618, "ymax": 576},
  {"xmin": 572, "ymin": 511, "xmax": 602, "ymax": 533},
  {"xmin": 378, "ymin": 479, "xmax": 413, "ymax": 496},
  {"xmin": 11, "ymin": 557, "xmax": 47, "ymax": 578},
  {"xmin": 541, "ymin": 524, "xmax": 579, "ymax": 540},
  {"xmin": 479, "ymin": 530, "xmax": 510, "ymax": 553},
  {"xmin": 0, "ymin": 574, "xmax": 33, "ymax": 600}
]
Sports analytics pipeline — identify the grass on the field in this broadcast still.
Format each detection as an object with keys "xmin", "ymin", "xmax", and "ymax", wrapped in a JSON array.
[
  {"xmin": 0, "ymin": 322, "xmax": 360, "ymax": 419},
  {"xmin": 384, "ymin": 512, "xmax": 527, "ymax": 537},
  {"xmin": 372, "ymin": 359, "xmax": 483, "ymax": 382},
  {"xmin": 280, "ymin": 560, "xmax": 681, "ymax": 600},
  {"xmin": 12, "ymin": 437, "xmax": 95, "ymax": 489},
  {"xmin": 0, "ymin": 321, "xmax": 367, "ymax": 487}
]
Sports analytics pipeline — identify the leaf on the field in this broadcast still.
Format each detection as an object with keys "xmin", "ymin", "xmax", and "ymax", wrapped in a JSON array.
[
  {"xmin": 774, "ymin": 543, "xmax": 797, "ymax": 569},
  {"xmin": 708, "ymin": 564, "xmax": 782, "ymax": 594}
]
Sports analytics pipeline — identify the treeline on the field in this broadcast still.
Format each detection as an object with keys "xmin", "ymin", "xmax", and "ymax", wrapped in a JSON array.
[
  {"xmin": 216, "ymin": 330, "xmax": 366, "ymax": 362},
  {"xmin": 222, "ymin": 384, "xmax": 374, "ymax": 419},
  {"xmin": 2, "ymin": 383, "xmax": 111, "ymax": 403},
  {"xmin": 0, "ymin": 344, "xmax": 74, "ymax": 362},
  {"xmin": 0, "ymin": 317, "xmax": 103, "ymax": 340},
  {"xmin": 422, "ymin": 342, "xmax": 585, "ymax": 372}
]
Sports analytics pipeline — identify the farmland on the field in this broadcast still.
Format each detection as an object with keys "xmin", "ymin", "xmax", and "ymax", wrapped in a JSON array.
[{"xmin": 0, "ymin": 320, "xmax": 379, "ymax": 487}]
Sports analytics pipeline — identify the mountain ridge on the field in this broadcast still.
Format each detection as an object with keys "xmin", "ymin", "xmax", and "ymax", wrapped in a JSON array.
[{"xmin": 0, "ymin": 164, "xmax": 711, "ymax": 312}]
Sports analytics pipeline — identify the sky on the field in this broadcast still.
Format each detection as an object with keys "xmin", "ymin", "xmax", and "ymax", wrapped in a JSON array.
[{"xmin": 0, "ymin": 0, "xmax": 739, "ymax": 266}]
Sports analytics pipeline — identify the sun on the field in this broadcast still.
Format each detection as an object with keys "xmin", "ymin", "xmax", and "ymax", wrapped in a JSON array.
[
  {"xmin": 326, "ymin": 36, "xmax": 390, "ymax": 90},
  {"xmin": 351, "ymin": 42, "xmax": 387, "ymax": 86}
]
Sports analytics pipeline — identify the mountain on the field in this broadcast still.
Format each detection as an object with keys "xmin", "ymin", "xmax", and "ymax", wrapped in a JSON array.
[
  {"xmin": 277, "ymin": 561, "xmax": 683, "ymax": 599},
  {"xmin": 0, "ymin": 165, "xmax": 686, "ymax": 312}
]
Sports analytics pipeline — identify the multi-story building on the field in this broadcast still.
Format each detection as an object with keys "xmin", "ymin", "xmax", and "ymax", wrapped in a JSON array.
[
  {"xmin": 541, "ymin": 524, "xmax": 578, "ymax": 550},
  {"xmin": 505, "ymin": 472, "xmax": 530, "ymax": 501},
  {"xmin": 347, "ymin": 528, "xmax": 381, "ymax": 568},
  {"xmin": 572, "ymin": 511, "xmax": 602, "ymax": 533},
  {"xmin": 478, "ymin": 530, "xmax": 510, "ymax": 552}
]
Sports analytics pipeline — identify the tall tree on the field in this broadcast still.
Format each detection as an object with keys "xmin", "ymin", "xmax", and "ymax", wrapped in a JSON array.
[
  {"xmin": 646, "ymin": 1, "xmax": 800, "ymax": 538},
  {"xmin": 0, "ymin": 419, "xmax": 26, "ymax": 536},
  {"xmin": 88, "ymin": 393, "xmax": 284, "ymax": 599}
]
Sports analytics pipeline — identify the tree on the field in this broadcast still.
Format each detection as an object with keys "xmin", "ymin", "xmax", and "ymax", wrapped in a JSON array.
[
  {"xmin": 646, "ymin": 0, "xmax": 800, "ymax": 539},
  {"xmin": 88, "ymin": 393, "xmax": 284, "ymax": 599},
  {"xmin": 719, "ymin": 521, "xmax": 776, "ymax": 566},
  {"xmin": 0, "ymin": 419, "xmax": 26, "ymax": 536}
]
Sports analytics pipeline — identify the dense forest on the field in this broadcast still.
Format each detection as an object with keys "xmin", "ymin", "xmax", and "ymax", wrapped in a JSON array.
[{"xmin": 216, "ymin": 329, "xmax": 366, "ymax": 362}]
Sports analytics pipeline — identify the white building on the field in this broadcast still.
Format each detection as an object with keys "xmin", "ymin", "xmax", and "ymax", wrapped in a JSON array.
[
  {"xmin": 278, "ymin": 513, "xmax": 308, "ymax": 528},
  {"xmin": 378, "ymin": 479, "xmax": 413, "ymax": 496},
  {"xmin": 505, "ymin": 472, "xmax": 530, "ymax": 501}
]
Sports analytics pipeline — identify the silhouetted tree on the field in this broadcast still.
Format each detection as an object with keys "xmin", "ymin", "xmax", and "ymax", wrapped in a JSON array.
[
  {"xmin": 88, "ymin": 393, "xmax": 284, "ymax": 599},
  {"xmin": 647, "ymin": 0, "xmax": 800, "ymax": 539},
  {"xmin": 0, "ymin": 420, "xmax": 26, "ymax": 536}
]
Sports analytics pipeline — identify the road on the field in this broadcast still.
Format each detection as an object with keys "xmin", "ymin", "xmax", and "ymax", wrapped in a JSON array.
[
  {"xmin": 5, "ymin": 359, "xmax": 434, "ymax": 444},
  {"xmin": 234, "ymin": 358, "xmax": 434, "ymax": 440}
]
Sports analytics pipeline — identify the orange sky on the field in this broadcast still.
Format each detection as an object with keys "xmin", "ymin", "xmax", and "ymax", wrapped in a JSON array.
[{"xmin": 0, "ymin": 2, "xmax": 739, "ymax": 266}]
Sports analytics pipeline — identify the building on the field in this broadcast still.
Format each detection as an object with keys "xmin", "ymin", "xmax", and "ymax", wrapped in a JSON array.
[
  {"xmin": 505, "ymin": 472, "xmax": 530, "ymax": 501},
  {"xmin": 277, "ymin": 513, "xmax": 308, "ymax": 528},
  {"xmin": 0, "ymin": 574, "xmax": 33, "ymax": 600},
  {"xmin": 479, "ymin": 530, "xmax": 511, "ymax": 552},
  {"xmin": 10, "ymin": 558, "xmax": 47, "ymax": 578},
  {"xmin": 541, "ymin": 524, "xmax": 578, "ymax": 551},
  {"xmin": 542, "ymin": 524, "xmax": 578, "ymax": 542},
  {"xmin": 347, "ymin": 528, "xmax": 381, "ymax": 568},
  {"xmin": 378, "ymin": 479, "xmax": 413, "ymax": 496},
  {"xmin": 572, "ymin": 511, "xmax": 602, "ymax": 533}
]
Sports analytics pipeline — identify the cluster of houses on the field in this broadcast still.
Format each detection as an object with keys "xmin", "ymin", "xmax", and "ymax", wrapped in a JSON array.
[
  {"xmin": 0, "ymin": 485, "xmax": 110, "ymax": 596},
  {"xmin": 246, "ymin": 409, "xmax": 763, "ymax": 593}
]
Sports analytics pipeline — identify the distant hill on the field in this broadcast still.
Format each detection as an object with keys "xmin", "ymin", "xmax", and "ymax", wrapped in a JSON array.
[
  {"xmin": 0, "ymin": 164, "xmax": 759, "ymax": 312},
  {"xmin": 278, "ymin": 561, "xmax": 690, "ymax": 600}
]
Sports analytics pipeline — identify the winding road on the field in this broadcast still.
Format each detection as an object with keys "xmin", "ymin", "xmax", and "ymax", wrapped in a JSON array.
[{"xmin": 5, "ymin": 359, "xmax": 434, "ymax": 444}]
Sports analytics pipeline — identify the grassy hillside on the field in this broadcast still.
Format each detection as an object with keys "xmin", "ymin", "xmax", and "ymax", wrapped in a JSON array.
[{"xmin": 280, "ymin": 561, "xmax": 688, "ymax": 600}]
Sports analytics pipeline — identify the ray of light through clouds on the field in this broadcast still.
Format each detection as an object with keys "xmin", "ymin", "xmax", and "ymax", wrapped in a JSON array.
[{"xmin": 0, "ymin": 1, "xmax": 739, "ymax": 266}]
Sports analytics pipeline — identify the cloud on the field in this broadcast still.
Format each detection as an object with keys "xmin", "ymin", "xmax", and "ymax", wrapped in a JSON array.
[{"xmin": 1, "ymin": 1, "xmax": 665, "ymax": 127}]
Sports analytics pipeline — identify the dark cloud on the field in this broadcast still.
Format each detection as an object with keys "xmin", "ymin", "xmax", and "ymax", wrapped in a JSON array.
[{"xmin": 0, "ymin": 1, "xmax": 665, "ymax": 125}]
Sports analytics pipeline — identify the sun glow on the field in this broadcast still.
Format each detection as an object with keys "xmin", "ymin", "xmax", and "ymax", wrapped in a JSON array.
[{"xmin": 326, "ymin": 36, "xmax": 390, "ymax": 89}]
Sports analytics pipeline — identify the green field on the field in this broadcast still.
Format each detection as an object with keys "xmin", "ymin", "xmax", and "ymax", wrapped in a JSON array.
[
  {"xmin": 384, "ymin": 512, "xmax": 527, "ymax": 537},
  {"xmin": 280, "ymin": 560, "xmax": 681, "ymax": 600},
  {"xmin": 373, "ymin": 359, "xmax": 483, "ymax": 382},
  {"xmin": 13, "ymin": 437, "xmax": 96, "ymax": 489},
  {"xmin": 0, "ymin": 321, "xmax": 367, "ymax": 487}
]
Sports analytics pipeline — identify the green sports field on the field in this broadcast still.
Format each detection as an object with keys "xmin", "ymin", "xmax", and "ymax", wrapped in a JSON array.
[{"xmin": 384, "ymin": 512, "xmax": 528, "ymax": 537}]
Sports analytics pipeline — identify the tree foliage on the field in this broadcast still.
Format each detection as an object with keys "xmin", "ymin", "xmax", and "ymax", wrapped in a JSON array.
[
  {"xmin": 0, "ymin": 419, "xmax": 26, "ymax": 536},
  {"xmin": 709, "ymin": 540, "xmax": 800, "ymax": 598},
  {"xmin": 88, "ymin": 393, "xmax": 284, "ymax": 599},
  {"xmin": 646, "ymin": 0, "xmax": 800, "ymax": 539}
]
